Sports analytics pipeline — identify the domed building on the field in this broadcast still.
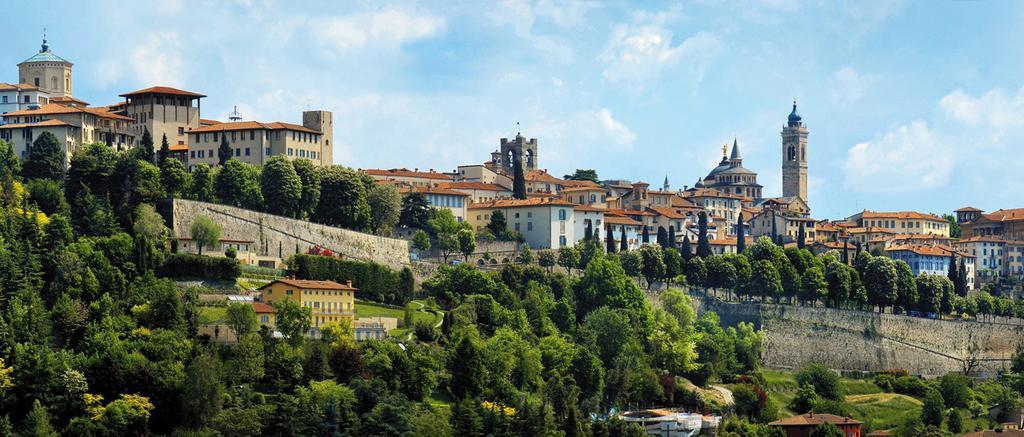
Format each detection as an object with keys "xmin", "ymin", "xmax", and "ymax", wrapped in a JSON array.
[
  {"xmin": 701, "ymin": 138, "xmax": 762, "ymax": 200},
  {"xmin": 18, "ymin": 33, "xmax": 73, "ymax": 98}
]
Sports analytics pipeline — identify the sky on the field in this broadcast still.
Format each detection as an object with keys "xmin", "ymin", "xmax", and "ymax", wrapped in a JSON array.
[{"xmin": 5, "ymin": 0, "xmax": 1024, "ymax": 219}]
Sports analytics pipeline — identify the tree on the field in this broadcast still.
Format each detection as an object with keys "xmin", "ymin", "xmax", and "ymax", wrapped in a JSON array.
[
  {"xmin": 292, "ymin": 158, "xmax": 321, "ymax": 219},
  {"xmin": 751, "ymin": 259, "xmax": 783, "ymax": 302},
  {"xmin": 457, "ymin": 229, "xmax": 476, "ymax": 261},
  {"xmin": 133, "ymin": 203, "xmax": 167, "ymax": 241},
  {"xmin": 449, "ymin": 335, "xmax": 487, "ymax": 399},
  {"xmin": 400, "ymin": 192, "xmax": 431, "ymax": 229},
  {"xmin": 158, "ymin": 133, "xmax": 170, "ymax": 164},
  {"xmin": 399, "ymin": 267, "xmax": 415, "ymax": 302},
  {"xmin": 736, "ymin": 215, "xmax": 747, "ymax": 253},
  {"xmin": 275, "ymin": 299, "xmax": 312, "ymax": 346},
  {"xmin": 183, "ymin": 351, "xmax": 224, "ymax": 428},
  {"xmin": 538, "ymin": 250, "xmax": 556, "ymax": 272},
  {"xmin": 190, "ymin": 216, "xmax": 221, "ymax": 256},
  {"xmin": 214, "ymin": 159, "xmax": 262, "ymax": 209},
  {"xmin": 789, "ymin": 383, "xmax": 819, "ymax": 414},
  {"xmin": 681, "ymin": 235, "xmax": 692, "ymax": 260},
  {"xmin": 916, "ymin": 274, "xmax": 950, "ymax": 314},
  {"xmin": 947, "ymin": 409, "xmax": 963, "ymax": 434},
  {"xmin": 23, "ymin": 399, "xmax": 56, "ymax": 437},
  {"xmin": 619, "ymin": 251, "xmax": 643, "ymax": 284},
  {"xmin": 797, "ymin": 223, "xmax": 807, "ymax": 249},
  {"xmin": 0, "ymin": 139, "xmax": 20, "ymax": 183},
  {"xmin": 234, "ymin": 333, "xmax": 265, "ymax": 384},
  {"xmin": 139, "ymin": 128, "xmax": 154, "ymax": 163},
  {"xmin": 26, "ymin": 178, "xmax": 68, "ymax": 215},
  {"xmin": 218, "ymin": 133, "xmax": 232, "ymax": 165},
  {"xmin": 22, "ymin": 131, "xmax": 66, "ymax": 181},
  {"xmin": 668, "ymin": 226, "xmax": 677, "ymax": 249},
  {"xmin": 367, "ymin": 183, "xmax": 402, "ymax": 235},
  {"xmin": 261, "ymin": 156, "xmax": 302, "ymax": 217},
  {"xmin": 159, "ymin": 155, "xmax": 189, "ymax": 198},
  {"xmin": 562, "ymin": 169, "xmax": 598, "ymax": 182},
  {"xmin": 429, "ymin": 208, "xmax": 470, "ymax": 263},
  {"xmin": 512, "ymin": 153, "xmax": 526, "ymax": 200},
  {"xmin": 558, "ymin": 246, "xmax": 581, "ymax": 275},
  {"xmin": 620, "ymin": 226, "xmax": 628, "ymax": 252},
  {"xmin": 824, "ymin": 261, "xmax": 851, "ymax": 308},
  {"xmin": 656, "ymin": 227, "xmax": 668, "ymax": 248},
  {"xmin": 864, "ymin": 257, "xmax": 899, "ymax": 312},
  {"xmin": 412, "ymin": 229, "xmax": 431, "ymax": 252},
  {"xmin": 809, "ymin": 423, "xmax": 843, "ymax": 437},
  {"xmin": 606, "ymin": 227, "xmax": 617, "ymax": 253},
  {"xmin": 921, "ymin": 389, "xmax": 945, "ymax": 427},
  {"xmin": 188, "ymin": 163, "xmax": 214, "ymax": 201},
  {"xmin": 697, "ymin": 213, "xmax": 711, "ymax": 258},
  {"xmin": 796, "ymin": 364, "xmax": 842, "ymax": 400},
  {"xmin": 944, "ymin": 213, "xmax": 961, "ymax": 238},
  {"xmin": 487, "ymin": 210, "xmax": 509, "ymax": 239},
  {"xmin": 66, "ymin": 142, "xmax": 116, "ymax": 204},
  {"xmin": 894, "ymin": 260, "xmax": 918, "ymax": 314},
  {"xmin": 639, "ymin": 244, "xmax": 666, "ymax": 289},
  {"xmin": 226, "ymin": 302, "xmax": 257, "ymax": 340},
  {"xmin": 799, "ymin": 267, "xmax": 827, "ymax": 305},
  {"xmin": 642, "ymin": 227, "xmax": 650, "ymax": 245},
  {"xmin": 517, "ymin": 244, "xmax": 534, "ymax": 264},
  {"xmin": 663, "ymin": 248, "xmax": 682, "ymax": 285},
  {"xmin": 315, "ymin": 166, "xmax": 371, "ymax": 230},
  {"xmin": 956, "ymin": 259, "xmax": 969, "ymax": 296}
]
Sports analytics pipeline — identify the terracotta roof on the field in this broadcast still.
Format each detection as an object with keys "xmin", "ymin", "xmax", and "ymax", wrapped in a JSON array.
[
  {"xmin": 199, "ymin": 118, "xmax": 221, "ymax": 125},
  {"xmin": 671, "ymin": 196, "xmax": 702, "ymax": 209},
  {"xmin": 859, "ymin": 210, "xmax": 945, "ymax": 222},
  {"xmin": 0, "ymin": 83, "xmax": 38, "ymax": 91},
  {"xmin": 252, "ymin": 302, "xmax": 277, "ymax": 313},
  {"xmin": 192, "ymin": 121, "xmax": 320, "ymax": 134},
  {"xmin": 49, "ymin": 96, "xmax": 90, "ymax": 106},
  {"xmin": 437, "ymin": 181, "xmax": 509, "ymax": 191},
  {"xmin": 574, "ymin": 205, "xmax": 606, "ymax": 212},
  {"xmin": 397, "ymin": 185, "xmax": 469, "ymax": 197},
  {"xmin": 709, "ymin": 236, "xmax": 753, "ymax": 246},
  {"xmin": 816, "ymin": 241, "xmax": 852, "ymax": 249},
  {"xmin": 0, "ymin": 119, "xmax": 73, "ymax": 129},
  {"xmin": 769, "ymin": 413, "xmax": 860, "ymax": 427},
  {"xmin": 259, "ymin": 279, "xmax": 356, "ymax": 290},
  {"xmin": 848, "ymin": 226, "xmax": 896, "ymax": 234},
  {"xmin": 169, "ymin": 144, "xmax": 188, "ymax": 151},
  {"xmin": 561, "ymin": 179, "xmax": 600, "ymax": 188},
  {"xmin": 982, "ymin": 208, "xmax": 1024, "ymax": 223},
  {"xmin": 119, "ymin": 86, "xmax": 206, "ymax": 98},
  {"xmin": 525, "ymin": 170, "xmax": 563, "ymax": 184},
  {"xmin": 887, "ymin": 243, "xmax": 971, "ymax": 258},
  {"xmin": 955, "ymin": 206, "xmax": 983, "ymax": 212},
  {"xmin": 604, "ymin": 215, "xmax": 642, "ymax": 226},
  {"xmin": 365, "ymin": 168, "xmax": 453, "ymax": 181},
  {"xmin": 683, "ymin": 187, "xmax": 745, "ymax": 200},
  {"xmin": 1, "ymin": 103, "xmax": 132, "ymax": 121},
  {"xmin": 468, "ymin": 197, "xmax": 574, "ymax": 209},
  {"xmin": 648, "ymin": 206, "xmax": 687, "ymax": 220},
  {"xmin": 560, "ymin": 185, "xmax": 604, "ymax": 193},
  {"xmin": 956, "ymin": 235, "xmax": 1009, "ymax": 244}
]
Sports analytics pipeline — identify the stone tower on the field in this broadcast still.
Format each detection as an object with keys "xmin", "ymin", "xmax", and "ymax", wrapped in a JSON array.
[
  {"xmin": 496, "ymin": 133, "xmax": 538, "ymax": 175},
  {"xmin": 18, "ymin": 33, "xmax": 73, "ymax": 98},
  {"xmin": 781, "ymin": 101, "xmax": 808, "ymax": 202},
  {"xmin": 303, "ymin": 110, "xmax": 334, "ymax": 166}
]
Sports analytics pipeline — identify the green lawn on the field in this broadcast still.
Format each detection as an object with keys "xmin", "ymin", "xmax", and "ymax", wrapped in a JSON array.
[
  {"xmin": 355, "ymin": 301, "xmax": 441, "ymax": 327},
  {"xmin": 199, "ymin": 306, "xmax": 227, "ymax": 324},
  {"xmin": 846, "ymin": 393, "xmax": 922, "ymax": 431}
]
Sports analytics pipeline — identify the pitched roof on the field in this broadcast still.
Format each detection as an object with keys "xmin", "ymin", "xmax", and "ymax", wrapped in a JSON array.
[
  {"xmin": 769, "ymin": 413, "xmax": 860, "ymax": 427},
  {"xmin": 0, "ymin": 119, "xmax": 73, "ymax": 129},
  {"xmin": 119, "ymin": 86, "xmax": 206, "ymax": 98},
  {"xmin": 365, "ymin": 168, "xmax": 453, "ymax": 181},
  {"xmin": 647, "ymin": 206, "xmax": 687, "ymax": 220},
  {"xmin": 847, "ymin": 226, "xmax": 896, "ymax": 235},
  {"xmin": 560, "ymin": 185, "xmax": 605, "ymax": 193},
  {"xmin": 199, "ymin": 118, "xmax": 222, "ymax": 125},
  {"xmin": 683, "ymin": 187, "xmax": 746, "ymax": 200},
  {"xmin": 252, "ymin": 302, "xmax": 277, "ymax": 313},
  {"xmin": 437, "ymin": 181, "xmax": 509, "ymax": 191},
  {"xmin": 0, "ymin": 103, "xmax": 132, "ymax": 121},
  {"xmin": 0, "ymin": 83, "xmax": 39, "ymax": 91},
  {"xmin": 259, "ymin": 279, "xmax": 356, "ymax": 290},
  {"xmin": 169, "ymin": 144, "xmax": 188, "ymax": 151},
  {"xmin": 561, "ymin": 179, "xmax": 601, "ymax": 188},
  {"xmin": 956, "ymin": 235, "xmax": 1010, "ymax": 244},
  {"xmin": 192, "ymin": 120, "xmax": 320, "ymax": 134},
  {"xmin": 49, "ymin": 96, "xmax": 90, "ymax": 106},
  {"xmin": 604, "ymin": 215, "xmax": 642, "ymax": 226},
  {"xmin": 709, "ymin": 236, "xmax": 754, "ymax": 246},
  {"xmin": 955, "ymin": 206, "xmax": 983, "ymax": 212},
  {"xmin": 468, "ymin": 197, "xmax": 574, "ymax": 209},
  {"xmin": 573, "ymin": 205, "xmax": 606, "ymax": 213},
  {"xmin": 525, "ymin": 170, "xmax": 563, "ymax": 184},
  {"xmin": 982, "ymin": 208, "xmax": 1024, "ymax": 223},
  {"xmin": 397, "ymin": 185, "xmax": 469, "ymax": 197},
  {"xmin": 859, "ymin": 210, "xmax": 945, "ymax": 222}
]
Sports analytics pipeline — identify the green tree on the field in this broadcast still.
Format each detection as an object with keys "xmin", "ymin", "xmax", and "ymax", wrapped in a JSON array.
[
  {"xmin": 139, "ymin": 128, "xmax": 154, "ymax": 163},
  {"xmin": 799, "ymin": 267, "xmax": 828, "ymax": 305},
  {"xmin": 736, "ymin": 215, "xmax": 747, "ymax": 253},
  {"xmin": 663, "ymin": 247, "xmax": 682, "ymax": 285},
  {"xmin": 158, "ymin": 133, "xmax": 170, "ymax": 164},
  {"xmin": 261, "ymin": 156, "xmax": 302, "ymax": 217},
  {"xmin": 71, "ymin": 186, "xmax": 117, "ymax": 237},
  {"xmin": 275, "ymin": 299, "xmax": 312, "ymax": 346},
  {"xmin": 619, "ymin": 251, "xmax": 643, "ymax": 283},
  {"xmin": 920, "ymin": 389, "xmax": 944, "ymax": 427},
  {"xmin": 234, "ymin": 333, "xmax": 265, "ymax": 384},
  {"xmin": 824, "ymin": 261, "xmax": 851, "ymax": 308},
  {"xmin": 562, "ymin": 169, "xmax": 598, "ymax": 182},
  {"xmin": 751, "ymin": 259, "xmax": 783, "ymax": 302},
  {"xmin": 517, "ymin": 243, "xmax": 534, "ymax": 264},
  {"xmin": 944, "ymin": 214, "xmax": 961, "ymax": 239},
  {"xmin": 159, "ymin": 156, "xmax": 189, "ymax": 198},
  {"xmin": 26, "ymin": 178, "xmax": 68, "ymax": 215},
  {"xmin": 66, "ymin": 142, "xmax": 116, "ymax": 204},
  {"xmin": 22, "ymin": 131, "xmax": 66, "ymax": 181},
  {"xmin": 606, "ymin": 227, "xmax": 617, "ymax": 253},
  {"xmin": 487, "ymin": 210, "xmax": 509, "ymax": 239},
  {"xmin": 697, "ymin": 213, "xmax": 711, "ymax": 257},
  {"xmin": 661, "ymin": 288, "xmax": 696, "ymax": 328},
  {"xmin": 412, "ymin": 229, "xmax": 431, "ymax": 252},
  {"xmin": 457, "ymin": 229, "xmax": 476, "ymax": 261},
  {"xmin": 0, "ymin": 139, "xmax": 20, "ymax": 185},
  {"xmin": 796, "ymin": 363, "xmax": 843, "ymax": 401},
  {"xmin": 809, "ymin": 423, "xmax": 843, "ymax": 437},
  {"xmin": 189, "ymin": 215, "xmax": 221, "ymax": 256},
  {"xmin": 226, "ymin": 302, "xmax": 257, "ymax": 340},
  {"xmin": 947, "ymin": 408, "xmax": 963, "ymax": 434},
  {"xmin": 938, "ymin": 373, "xmax": 971, "ymax": 409},
  {"xmin": 789, "ymin": 383, "xmax": 819, "ymax": 414},
  {"xmin": 132, "ymin": 203, "xmax": 166, "ymax": 241},
  {"xmin": 681, "ymin": 235, "xmax": 693, "ymax": 260},
  {"xmin": 538, "ymin": 250, "xmax": 556, "ymax": 272},
  {"xmin": 449, "ymin": 335, "xmax": 487, "ymax": 399},
  {"xmin": 864, "ymin": 257, "xmax": 899, "ymax": 312},
  {"xmin": 400, "ymin": 192, "xmax": 431, "ymax": 229},
  {"xmin": 315, "ymin": 166, "xmax": 371, "ymax": 230},
  {"xmin": 512, "ymin": 153, "xmax": 526, "ymax": 200},
  {"xmin": 399, "ymin": 267, "xmax": 416, "ymax": 302},
  {"xmin": 23, "ymin": 399, "xmax": 56, "ymax": 437},
  {"xmin": 292, "ymin": 158, "xmax": 321, "ymax": 219},
  {"xmin": 429, "ymin": 208, "xmax": 470, "ymax": 263},
  {"xmin": 367, "ymin": 183, "xmax": 402, "ymax": 235},
  {"xmin": 183, "ymin": 351, "xmax": 224, "ymax": 428},
  {"xmin": 214, "ymin": 159, "xmax": 262, "ymax": 209},
  {"xmin": 188, "ymin": 163, "xmax": 214, "ymax": 201},
  {"xmin": 218, "ymin": 134, "xmax": 232, "ymax": 166},
  {"xmin": 894, "ymin": 260, "xmax": 918, "ymax": 314},
  {"xmin": 639, "ymin": 244, "xmax": 666, "ymax": 289},
  {"xmin": 916, "ymin": 274, "xmax": 951, "ymax": 314},
  {"xmin": 558, "ymin": 246, "xmax": 581, "ymax": 275}
]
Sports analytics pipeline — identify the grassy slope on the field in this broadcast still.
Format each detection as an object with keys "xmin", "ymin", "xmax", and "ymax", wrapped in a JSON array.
[{"xmin": 354, "ymin": 300, "xmax": 440, "ymax": 326}]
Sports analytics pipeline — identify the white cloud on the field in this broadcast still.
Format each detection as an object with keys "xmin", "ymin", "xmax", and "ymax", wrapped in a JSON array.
[
  {"xmin": 600, "ymin": 12, "xmax": 726, "ymax": 91},
  {"xmin": 829, "ymin": 66, "xmax": 877, "ymax": 106},
  {"xmin": 316, "ymin": 8, "xmax": 445, "ymax": 55},
  {"xmin": 843, "ymin": 121, "xmax": 952, "ymax": 192},
  {"xmin": 939, "ymin": 87, "xmax": 1024, "ymax": 130},
  {"xmin": 527, "ymin": 107, "xmax": 636, "ymax": 170},
  {"xmin": 129, "ymin": 32, "xmax": 185, "ymax": 87},
  {"xmin": 592, "ymin": 108, "xmax": 636, "ymax": 146},
  {"xmin": 488, "ymin": 0, "xmax": 583, "ymax": 64}
]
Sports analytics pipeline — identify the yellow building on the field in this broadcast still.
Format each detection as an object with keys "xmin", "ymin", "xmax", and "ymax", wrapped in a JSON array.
[
  {"xmin": 187, "ymin": 115, "xmax": 332, "ymax": 169},
  {"xmin": 258, "ymin": 279, "xmax": 356, "ymax": 329},
  {"xmin": 0, "ymin": 102, "xmax": 136, "ymax": 159},
  {"xmin": 847, "ymin": 210, "xmax": 950, "ymax": 237}
]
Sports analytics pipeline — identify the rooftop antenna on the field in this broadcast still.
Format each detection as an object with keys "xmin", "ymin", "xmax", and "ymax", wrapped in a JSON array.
[{"xmin": 228, "ymin": 105, "xmax": 242, "ymax": 122}]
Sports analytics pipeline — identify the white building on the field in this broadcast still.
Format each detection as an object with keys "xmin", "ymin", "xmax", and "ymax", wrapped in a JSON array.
[{"xmin": 468, "ymin": 198, "xmax": 576, "ymax": 249}]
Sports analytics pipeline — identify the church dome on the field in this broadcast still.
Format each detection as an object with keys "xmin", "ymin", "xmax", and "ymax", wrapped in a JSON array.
[
  {"xmin": 20, "ymin": 36, "xmax": 71, "ymax": 65},
  {"xmin": 705, "ymin": 156, "xmax": 731, "ymax": 179},
  {"xmin": 788, "ymin": 100, "xmax": 802, "ymax": 123}
]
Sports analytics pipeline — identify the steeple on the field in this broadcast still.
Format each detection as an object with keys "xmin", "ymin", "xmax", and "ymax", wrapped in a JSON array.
[
  {"xmin": 788, "ymin": 100, "xmax": 802, "ymax": 125},
  {"xmin": 663, "ymin": 175, "xmax": 670, "ymax": 191},
  {"xmin": 729, "ymin": 137, "xmax": 742, "ymax": 163},
  {"xmin": 41, "ymin": 28, "xmax": 48, "ymax": 52}
]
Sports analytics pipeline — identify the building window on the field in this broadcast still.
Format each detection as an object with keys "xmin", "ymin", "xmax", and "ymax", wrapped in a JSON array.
[
  {"xmin": 527, "ymin": 222, "xmax": 533, "ymax": 231},
  {"xmin": 178, "ymin": 127, "xmax": 184, "ymax": 136},
  {"xmin": 288, "ymin": 148, "xmax": 293, "ymax": 156},
  {"xmin": 234, "ymin": 148, "xmax": 240, "ymax": 157},
  {"xmin": 245, "ymin": 148, "xmax": 251, "ymax": 156},
  {"xmin": 250, "ymin": 131, "xmax": 255, "ymax": 140}
]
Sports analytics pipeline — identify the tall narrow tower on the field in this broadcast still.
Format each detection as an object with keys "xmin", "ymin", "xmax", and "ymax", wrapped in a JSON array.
[{"xmin": 781, "ymin": 101, "xmax": 808, "ymax": 202}]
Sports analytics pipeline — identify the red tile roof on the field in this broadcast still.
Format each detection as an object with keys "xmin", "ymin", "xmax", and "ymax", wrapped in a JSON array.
[
  {"xmin": 437, "ymin": 181, "xmax": 509, "ymax": 191},
  {"xmin": 192, "ymin": 120, "xmax": 320, "ymax": 134},
  {"xmin": 468, "ymin": 197, "xmax": 574, "ymax": 209},
  {"xmin": 955, "ymin": 206, "xmax": 983, "ymax": 212},
  {"xmin": 1, "ymin": 103, "xmax": 133, "ymax": 121},
  {"xmin": 0, "ymin": 119, "xmax": 73, "ymax": 129},
  {"xmin": 574, "ymin": 205, "xmax": 606, "ymax": 212},
  {"xmin": 647, "ymin": 206, "xmax": 687, "ymax": 220},
  {"xmin": 604, "ymin": 215, "xmax": 642, "ymax": 226},
  {"xmin": 260, "ymin": 279, "xmax": 356, "ymax": 290},
  {"xmin": 561, "ymin": 179, "xmax": 601, "ymax": 188},
  {"xmin": 199, "ymin": 118, "xmax": 222, "ymax": 125},
  {"xmin": 49, "ymin": 96, "xmax": 90, "ymax": 106},
  {"xmin": 859, "ymin": 210, "xmax": 945, "ymax": 221},
  {"xmin": 119, "ymin": 86, "xmax": 206, "ymax": 98},
  {"xmin": 982, "ymin": 208, "xmax": 1024, "ymax": 223},
  {"xmin": 365, "ymin": 168, "xmax": 453, "ymax": 181},
  {"xmin": 0, "ymin": 82, "xmax": 38, "ymax": 91},
  {"xmin": 397, "ymin": 185, "xmax": 469, "ymax": 197},
  {"xmin": 252, "ymin": 302, "xmax": 277, "ymax": 313},
  {"xmin": 525, "ymin": 170, "xmax": 563, "ymax": 184},
  {"xmin": 169, "ymin": 144, "xmax": 188, "ymax": 151}
]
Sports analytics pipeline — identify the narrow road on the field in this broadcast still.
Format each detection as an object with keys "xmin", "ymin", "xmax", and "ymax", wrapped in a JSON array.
[{"xmin": 710, "ymin": 385, "xmax": 734, "ymax": 406}]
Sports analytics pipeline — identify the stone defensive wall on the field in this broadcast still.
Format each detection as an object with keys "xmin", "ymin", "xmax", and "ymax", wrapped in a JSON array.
[
  {"xmin": 166, "ymin": 199, "xmax": 412, "ymax": 271},
  {"xmin": 690, "ymin": 292, "xmax": 1024, "ymax": 377}
]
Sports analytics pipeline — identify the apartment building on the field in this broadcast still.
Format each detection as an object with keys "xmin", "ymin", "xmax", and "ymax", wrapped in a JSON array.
[
  {"xmin": 0, "ymin": 103, "xmax": 135, "ymax": 160},
  {"xmin": 468, "ymin": 198, "xmax": 576, "ymax": 249},
  {"xmin": 186, "ymin": 111, "xmax": 333, "ymax": 168},
  {"xmin": 847, "ymin": 210, "xmax": 950, "ymax": 237}
]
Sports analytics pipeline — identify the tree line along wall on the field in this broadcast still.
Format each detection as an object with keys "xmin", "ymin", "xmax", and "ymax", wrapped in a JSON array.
[
  {"xmin": 167, "ymin": 199, "xmax": 412, "ymax": 272},
  {"xmin": 691, "ymin": 292, "xmax": 1024, "ymax": 377}
]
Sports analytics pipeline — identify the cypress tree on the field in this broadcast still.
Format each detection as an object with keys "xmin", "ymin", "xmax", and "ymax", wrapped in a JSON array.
[
  {"xmin": 642, "ymin": 227, "xmax": 650, "ymax": 244},
  {"xmin": 584, "ymin": 221, "xmax": 593, "ymax": 241},
  {"xmin": 681, "ymin": 235, "xmax": 693, "ymax": 260},
  {"xmin": 512, "ymin": 152, "xmax": 526, "ymax": 200},
  {"xmin": 797, "ymin": 223, "xmax": 806, "ymax": 249},
  {"xmin": 957, "ymin": 259, "xmax": 969, "ymax": 296},
  {"xmin": 736, "ymin": 214, "xmax": 746, "ymax": 254},
  {"xmin": 947, "ymin": 251, "xmax": 958, "ymax": 288},
  {"xmin": 657, "ymin": 227, "xmax": 668, "ymax": 248},
  {"xmin": 696, "ymin": 212, "xmax": 711, "ymax": 257},
  {"xmin": 140, "ymin": 128, "xmax": 155, "ymax": 163},
  {"xmin": 218, "ymin": 134, "xmax": 232, "ymax": 166},
  {"xmin": 159, "ymin": 133, "xmax": 170, "ymax": 164},
  {"xmin": 620, "ymin": 226, "xmax": 628, "ymax": 252},
  {"xmin": 668, "ymin": 225, "xmax": 676, "ymax": 249},
  {"xmin": 842, "ymin": 240, "xmax": 850, "ymax": 264},
  {"xmin": 606, "ymin": 227, "xmax": 616, "ymax": 253}
]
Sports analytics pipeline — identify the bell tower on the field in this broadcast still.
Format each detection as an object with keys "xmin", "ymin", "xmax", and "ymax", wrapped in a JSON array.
[{"xmin": 781, "ymin": 100, "xmax": 808, "ymax": 202}]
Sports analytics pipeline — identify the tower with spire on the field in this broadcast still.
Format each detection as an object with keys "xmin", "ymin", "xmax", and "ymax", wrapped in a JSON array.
[
  {"xmin": 698, "ymin": 137, "xmax": 762, "ymax": 200},
  {"xmin": 18, "ymin": 29, "xmax": 73, "ymax": 98},
  {"xmin": 781, "ymin": 100, "xmax": 809, "ymax": 203}
]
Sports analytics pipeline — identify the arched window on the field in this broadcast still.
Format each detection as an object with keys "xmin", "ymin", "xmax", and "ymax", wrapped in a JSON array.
[
  {"xmin": 525, "ymin": 149, "xmax": 534, "ymax": 168},
  {"xmin": 51, "ymin": 77, "xmax": 57, "ymax": 90},
  {"xmin": 788, "ymin": 146, "xmax": 796, "ymax": 161}
]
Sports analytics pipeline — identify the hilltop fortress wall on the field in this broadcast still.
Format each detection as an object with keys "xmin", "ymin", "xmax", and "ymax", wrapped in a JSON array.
[{"xmin": 692, "ymin": 293, "xmax": 1024, "ymax": 377}]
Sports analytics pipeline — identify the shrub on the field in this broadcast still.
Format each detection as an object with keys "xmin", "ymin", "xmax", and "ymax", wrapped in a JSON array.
[
  {"xmin": 287, "ymin": 254, "xmax": 402, "ymax": 304},
  {"xmin": 892, "ymin": 375, "xmax": 931, "ymax": 398},
  {"xmin": 796, "ymin": 363, "xmax": 843, "ymax": 401},
  {"xmin": 873, "ymin": 373, "xmax": 896, "ymax": 392},
  {"xmin": 157, "ymin": 253, "xmax": 241, "ymax": 280}
]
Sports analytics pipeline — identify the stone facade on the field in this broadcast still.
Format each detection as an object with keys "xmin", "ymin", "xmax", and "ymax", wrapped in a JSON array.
[
  {"xmin": 781, "ymin": 101, "xmax": 809, "ymax": 203},
  {"xmin": 169, "ymin": 199, "xmax": 411, "ymax": 271}
]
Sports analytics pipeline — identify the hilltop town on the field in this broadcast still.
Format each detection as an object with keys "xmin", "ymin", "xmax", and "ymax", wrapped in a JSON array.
[{"xmin": 2, "ymin": 34, "xmax": 1024, "ymax": 437}]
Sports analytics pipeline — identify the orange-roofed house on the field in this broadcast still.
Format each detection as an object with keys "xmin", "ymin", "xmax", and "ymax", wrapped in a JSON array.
[
  {"xmin": 365, "ymin": 168, "xmax": 453, "ymax": 187},
  {"xmin": 186, "ymin": 113, "xmax": 333, "ymax": 169},
  {"xmin": 886, "ymin": 244, "xmax": 975, "ymax": 287},
  {"xmin": 258, "ymin": 279, "xmax": 356, "ymax": 333},
  {"xmin": 524, "ymin": 169, "xmax": 564, "ymax": 195},
  {"xmin": 847, "ymin": 210, "xmax": 950, "ymax": 237},
  {"xmin": 769, "ymin": 413, "xmax": 861, "ymax": 437},
  {"xmin": 1, "ymin": 103, "xmax": 136, "ymax": 160},
  {"xmin": 560, "ymin": 185, "xmax": 608, "ymax": 208},
  {"xmin": 959, "ymin": 207, "xmax": 1024, "ymax": 241},
  {"xmin": 438, "ymin": 181, "xmax": 513, "ymax": 203},
  {"xmin": 953, "ymin": 236, "xmax": 1020, "ymax": 287},
  {"xmin": 468, "ymin": 198, "xmax": 577, "ymax": 249},
  {"xmin": 604, "ymin": 213, "xmax": 643, "ymax": 251},
  {"xmin": 397, "ymin": 185, "xmax": 470, "ymax": 222}
]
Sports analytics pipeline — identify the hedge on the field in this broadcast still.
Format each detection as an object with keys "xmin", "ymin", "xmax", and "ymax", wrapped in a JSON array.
[
  {"xmin": 157, "ymin": 254, "xmax": 242, "ymax": 281},
  {"xmin": 287, "ymin": 254, "xmax": 402, "ymax": 303}
]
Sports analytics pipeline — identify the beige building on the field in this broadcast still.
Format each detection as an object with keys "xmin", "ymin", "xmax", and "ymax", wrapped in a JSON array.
[
  {"xmin": 1, "ymin": 103, "xmax": 135, "ymax": 160},
  {"xmin": 682, "ymin": 186, "xmax": 745, "ymax": 233},
  {"xmin": 749, "ymin": 209, "xmax": 816, "ymax": 246},
  {"xmin": 366, "ymin": 168, "xmax": 453, "ymax": 187},
  {"xmin": 468, "ymin": 198, "xmax": 576, "ymax": 249},
  {"xmin": 560, "ymin": 185, "xmax": 608, "ymax": 208},
  {"xmin": 18, "ymin": 36, "xmax": 72, "ymax": 98},
  {"xmin": 398, "ymin": 185, "xmax": 470, "ymax": 222},
  {"xmin": 437, "ymin": 181, "xmax": 512, "ymax": 203},
  {"xmin": 187, "ymin": 112, "xmax": 333, "ymax": 169},
  {"xmin": 847, "ymin": 210, "xmax": 950, "ymax": 237},
  {"xmin": 258, "ymin": 279, "xmax": 356, "ymax": 330},
  {"xmin": 117, "ymin": 86, "xmax": 204, "ymax": 148},
  {"xmin": 453, "ymin": 164, "xmax": 513, "ymax": 189},
  {"xmin": 524, "ymin": 169, "xmax": 563, "ymax": 195}
]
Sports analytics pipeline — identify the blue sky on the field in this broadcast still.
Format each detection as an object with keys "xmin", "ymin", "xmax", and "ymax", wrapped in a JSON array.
[{"xmin": 5, "ymin": 0, "xmax": 1024, "ymax": 219}]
